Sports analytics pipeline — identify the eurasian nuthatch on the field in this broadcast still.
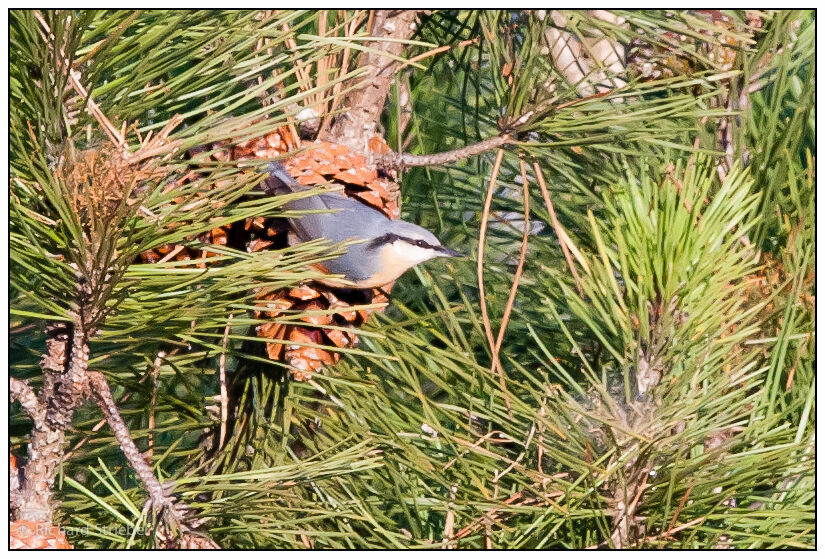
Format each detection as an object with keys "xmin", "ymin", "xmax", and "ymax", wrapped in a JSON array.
[{"xmin": 263, "ymin": 162, "xmax": 461, "ymax": 288}]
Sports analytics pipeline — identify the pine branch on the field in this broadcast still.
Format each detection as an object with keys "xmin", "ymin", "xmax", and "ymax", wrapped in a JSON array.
[
  {"xmin": 87, "ymin": 370, "xmax": 219, "ymax": 548},
  {"xmin": 9, "ymin": 378, "xmax": 47, "ymax": 518},
  {"xmin": 373, "ymin": 134, "xmax": 513, "ymax": 171},
  {"xmin": 9, "ymin": 9, "xmax": 813, "ymax": 549},
  {"xmin": 13, "ymin": 323, "xmax": 72, "ymax": 523}
]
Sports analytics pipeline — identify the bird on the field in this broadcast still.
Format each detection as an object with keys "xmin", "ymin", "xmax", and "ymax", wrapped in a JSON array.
[{"xmin": 261, "ymin": 161, "xmax": 462, "ymax": 288}]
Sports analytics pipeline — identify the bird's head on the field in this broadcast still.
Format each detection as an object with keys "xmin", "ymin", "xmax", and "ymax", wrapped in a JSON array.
[{"xmin": 367, "ymin": 220, "xmax": 462, "ymax": 276}]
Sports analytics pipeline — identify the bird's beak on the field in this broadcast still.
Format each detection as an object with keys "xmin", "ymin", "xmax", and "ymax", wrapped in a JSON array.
[{"xmin": 437, "ymin": 246, "xmax": 464, "ymax": 258}]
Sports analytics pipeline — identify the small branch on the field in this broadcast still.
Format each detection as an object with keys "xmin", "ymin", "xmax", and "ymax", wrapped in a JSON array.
[
  {"xmin": 87, "ymin": 370, "xmax": 215, "ymax": 548},
  {"xmin": 374, "ymin": 134, "xmax": 513, "ymax": 171},
  {"xmin": 87, "ymin": 371, "xmax": 173, "ymax": 509}
]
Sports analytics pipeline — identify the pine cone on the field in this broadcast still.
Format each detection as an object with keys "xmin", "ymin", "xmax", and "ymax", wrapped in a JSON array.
[
  {"xmin": 142, "ymin": 126, "xmax": 399, "ymax": 381},
  {"xmin": 138, "ymin": 180, "xmax": 232, "ymax": 267},
  {"xmin": 245, "ymin": 137, "xmax": 398, "ymax": 380},
  {"xmin": 282, "ymin": 139, "xmax": 399, "ymax": 218},
  {"xmin": 138, "ymin": 126, "xmax": 297, "ymax": 266}
]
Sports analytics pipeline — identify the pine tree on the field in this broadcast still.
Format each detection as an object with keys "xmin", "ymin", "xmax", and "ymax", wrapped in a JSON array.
[{"xmin": 9, "ymin": 9, "xmax": 814, "ymax": 549}]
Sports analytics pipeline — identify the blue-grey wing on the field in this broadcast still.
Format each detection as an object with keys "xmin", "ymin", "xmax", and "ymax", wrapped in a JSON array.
[
  {"xmin": 284, "ymin": 192, "xmax": 388, "ymax": 282},
  {"xmin": 285, "ymin": 192, "xmax": 389, "ymax": 244}
]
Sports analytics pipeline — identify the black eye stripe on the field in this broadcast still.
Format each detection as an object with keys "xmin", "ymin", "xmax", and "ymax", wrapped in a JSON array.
[
  {"xmin": 366, "ymin": 233, "xmax": 436, "ymax": 251},
  {"xmin": 366, "ymin": 232, "xmax": 399, "ymax": 250}
]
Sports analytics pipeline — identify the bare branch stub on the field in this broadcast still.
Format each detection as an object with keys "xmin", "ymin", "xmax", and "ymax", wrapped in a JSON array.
[{"xmin": 10, "ymin": 378, "xmax": 45, "ymax": 424}]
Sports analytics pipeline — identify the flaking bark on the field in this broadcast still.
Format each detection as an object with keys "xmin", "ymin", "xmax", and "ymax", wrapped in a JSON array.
[{"xmin": 13, "ymin": 323, "xmax": 75, "ymax": 523}]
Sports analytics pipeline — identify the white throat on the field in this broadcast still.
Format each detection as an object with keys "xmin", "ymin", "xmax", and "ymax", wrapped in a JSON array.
[{"xmin": 392, "ymin": 240, "xmax": 438, "ymax": 265}]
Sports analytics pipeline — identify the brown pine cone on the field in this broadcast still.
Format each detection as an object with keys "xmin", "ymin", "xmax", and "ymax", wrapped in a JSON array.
[
  {"xmin": 139, "ymin": 126, "xmax": 297, "ymax": 266},
  {"xmin": 251, "ymin": 137, "xmax": 398, "ymax": 379},
  {"xmin": 141, "ymin": 126, "xmax": 400, "ymax": 381},
  {"xmin": 282, "ymin": 139, "xmax": 399, "ymax": 218}
]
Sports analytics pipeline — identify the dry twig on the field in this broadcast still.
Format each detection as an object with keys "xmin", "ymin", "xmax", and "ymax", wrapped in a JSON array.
[
  {"xmin": 532, "ymin": 161, "xmax": 585, "ymax": 294},
  {"xmin": 491, "ymin": 158, "xmax": 531, "ymax": 363},
  {"xmin": 374, "ymin": 134, "xmax": 513, "ymax": 171},
  {"xmin": 88, "ymin": 371, "xmax": 217, "ymax": 547},
  {"xmin": 477, "ymin": 149, "xmax": 514, "ymax": 418}
]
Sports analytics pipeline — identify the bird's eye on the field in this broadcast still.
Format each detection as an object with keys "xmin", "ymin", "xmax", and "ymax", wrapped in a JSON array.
[{"xmin": 415, "ymin": 240, "xmax": 428, "ymax": 248}]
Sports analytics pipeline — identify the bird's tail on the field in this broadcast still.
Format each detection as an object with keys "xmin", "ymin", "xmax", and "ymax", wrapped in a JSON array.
[{"xmin": 261, "ymin": 161, "xmax": 303, "ymax": 194}]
